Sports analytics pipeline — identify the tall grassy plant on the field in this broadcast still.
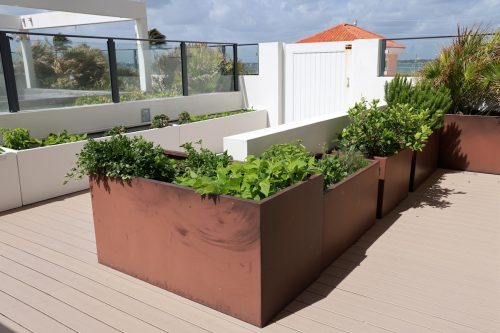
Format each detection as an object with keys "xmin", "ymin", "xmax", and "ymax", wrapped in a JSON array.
[{"xmin": 420, "ymin": 26, "xmax": 499, "ymax": 115}]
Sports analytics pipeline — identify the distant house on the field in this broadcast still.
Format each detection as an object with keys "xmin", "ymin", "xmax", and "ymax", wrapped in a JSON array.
[{"xmin": 297, "ymin": 23, "xmax": 405, "ymax": 76}]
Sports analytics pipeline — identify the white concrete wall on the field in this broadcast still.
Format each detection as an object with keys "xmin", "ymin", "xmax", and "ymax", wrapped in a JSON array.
[
  {"xmin": 0, "ymin": 148, "xmax": 22, "ymax": 212},
  {"xmin": 223, "ymin": 113, "xmax": 349, "ymax": 161},
  {"xmin": 0, "ymin": 92, "xmax": 244, "ymax": 138},
  {"xmin": 240, "ymin": 43, "xmax": 284, "ymax": 127}
]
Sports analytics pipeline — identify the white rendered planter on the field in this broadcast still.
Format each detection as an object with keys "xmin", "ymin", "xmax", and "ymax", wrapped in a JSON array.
[
  {"xmin": 0, "ymin": 148, "xmax": 23, "ymax": 212},
  {"xmin": 179, "ymin": 110, "xmax": 268, "ymax": 152}
]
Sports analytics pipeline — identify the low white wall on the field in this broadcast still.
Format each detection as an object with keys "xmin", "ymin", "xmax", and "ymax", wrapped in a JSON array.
[
  {"xmin": 241, "ymin": 43, "xmax": 284, "ymax": 127},
  {"xmin": 0, "ymin": 92, "xmax": 244, "ymax": 138},
  {"xmin": 223, "ymin": 113, "xmax": 349, "ymax": 161},
  {"xmin": 0, "ymin": 148, "xmax": 22, "ymax": 212},
  {"xmin": 179, "ymin": 110, "xmax": 268, "ymax": 152}
]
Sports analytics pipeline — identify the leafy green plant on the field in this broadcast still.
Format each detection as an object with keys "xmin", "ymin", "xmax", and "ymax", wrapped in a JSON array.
[
  {"xmin": 66, "ymin": 135, "xmax": 176, "ymax": 183},
  {"xmin": 260, "ymin": 141, "xmax": 311, "ymax": 162},
  {"xmin": 176, "ymin": 141, "xmax": 231, "ymax": 179},
  {"xmin": 0, "ymin": 128, "xmax": 33, "ymax": 150},
  {"xmin": 189, "ymin": 108, "xmax": 254, "ymax": 122},
  {"xmin": 151, "ymin": 114, "xmax": 170, "ymax": 128},
  {"xmin": 340, "ymin": 99, "xmax": 432, "ymax": 157},
  {"xmin": 106, "ymin": 126, "xmax": 126, "ymax": 136},
  {"xmin": 175, "ymin": 142, "xmax": 317, "ymax": 200},
  {"xmin": 316, "ymin": 149, "xmax": 369, "ymax": 190},
  {"xmin": 420, "ymin": 26, "xmax": 499, "ymax": 115},
  {"xmin": 177, "ymin": 111, "xmax": 191, "ymax": 124},
  {"xmin": 385, "ymin": 75, "xmax": 452, "ymax": 129},
  {"xmin": 37, "ymin": 130, "xmax": 87, "ymax": 146}
]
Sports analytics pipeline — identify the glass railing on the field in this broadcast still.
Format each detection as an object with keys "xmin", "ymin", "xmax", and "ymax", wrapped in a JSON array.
[
  {"xmin": 0, "ymin": 30, "xmax": 259, "ymax": 112},
  {"xmin": 380, "ymin": 36, "xmax": 455, "ymax": 77}
]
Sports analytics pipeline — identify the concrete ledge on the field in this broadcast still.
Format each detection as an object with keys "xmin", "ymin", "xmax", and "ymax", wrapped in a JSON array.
[{"xmin": 224, "ymin": 113, "xmax": 349, "ymax": 161}]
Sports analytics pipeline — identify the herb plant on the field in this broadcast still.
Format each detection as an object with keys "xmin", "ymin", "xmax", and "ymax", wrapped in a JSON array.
[
  {"xmin": 106, "ymin": 126, "xmax": 126, "ymax": 136},
  {"xmin": 37, "ymin": 131, "xmax": 87, "ymax": 146},
  {"xmin": 340, "ymin": 99, "xmax": 432, "ymax": 157},
  {"xmin": 66, "ymin": 135, "xmax": 176, "ymax": 183},
  {"xmin": 151, "ymin": 114, "xmax": 170, "ymax": 128},
  {"xmin": 385, "ymin": 75, "xmax": 452, "ymax": 129},
  {"xmin": 175, "ymin": 141, "xmax": 231, "ymax": 179},
  {"xmin": 177, "ymin": 111, "xmax": 191, "ymax": 124},
  {"xmin": 0, "ymin": 128, "xmax": 33, "ymax": 150},
  {"xmin": 316, "ymin": 149, "xmax": 369, "ymax": 190}
]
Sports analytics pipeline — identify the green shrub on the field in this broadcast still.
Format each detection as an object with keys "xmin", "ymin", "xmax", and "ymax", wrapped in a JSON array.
[
  {"xmin": 0, "ymin": 128, "xmax": 33, "ymax": 150},
  {"xmin": 175, "ymin": 142, "xmax": 317, "ymax": 200},
  {"xmin": 260, "ymin": 141, "xmax": 311, "ymax": 162},
  {"xmin": 316, "ymin": 149, "xmax": 369, "ymax": 190},
  {"xmin": 151, "ymin": 114, "xmax": 170, "ymax": 128},
  {"xmin": 176, "ymin": 141, "xmax": 231, "ymax": 179},
  {"xmin": 66, "ymin": 135, "xmax": 176, "ymax": 183},
  {"xmin": 177, "ymin": 111, "xmax": 191, "ymax": 124},
  {"xmin": 420, "ymin": 26, "xmax": 499, "ymax": 115},
  {"xmin": 341, "ymin": 99, "xmax": 432, "ymax": 157},
  {"xmin": 385, "ymin": 75, "xmax": 452, "ymax": 129},
  {"xmin": 106, "ymin": 126, "xmax": 126, "ymax": 136}
]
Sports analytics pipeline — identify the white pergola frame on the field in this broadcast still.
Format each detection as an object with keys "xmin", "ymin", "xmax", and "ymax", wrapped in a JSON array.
[{"xmin": 0, "ymin": 0, "xmax": 152, "ymax": 91}]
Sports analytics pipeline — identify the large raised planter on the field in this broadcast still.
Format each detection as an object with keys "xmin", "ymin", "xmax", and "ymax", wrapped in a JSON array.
[
  {"xmin": 322, "ymin": 160, "xmax": 379, "ymax": 270},
  {"xmin": 89, "ymin": 174, "xmax": 324, "ymax": 327},
  {"xmin": 0, "ymin": 148, "xmax": 22, "ymax": 212},
  {"xmin": 439, "ymin": 114, "xmax": 500, "ymax": 174},
  {"xmin": 374, "ymin": 148, "xmax": 413, "ymax": 218},
  {"xmin": 409, "ymin": 130, "xmax": 440, "ymax": 192}
]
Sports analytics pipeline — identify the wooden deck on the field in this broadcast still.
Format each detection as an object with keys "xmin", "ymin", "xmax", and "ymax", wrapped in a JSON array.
[{"xmin": 0, "ymin": 169, "xmax": 499, "ymax": 333}]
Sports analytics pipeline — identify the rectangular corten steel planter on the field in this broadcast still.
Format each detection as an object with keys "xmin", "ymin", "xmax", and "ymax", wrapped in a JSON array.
[
  {"xmin": 89, "ymin": 174, "xmax": 324, "ymax": 327},
  {"xmin": 322, "ymin": 160, "xmax": 379, "ymax": 270},
  {"xmin": 440, "ymin": 114, "xmax": 500, "ymax": 174},
  {"xmin": 374, "ymin": 148, "xmax": 413, "ymax": 218},
  {"xmin": 410, "ymin": 131, "xmax": 440, "ymax": 192}
]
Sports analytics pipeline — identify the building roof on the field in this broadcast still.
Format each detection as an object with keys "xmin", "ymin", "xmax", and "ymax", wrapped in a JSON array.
[{"xmin": 297, "ymin": 23, "xmax": 405, "ymax": 48}]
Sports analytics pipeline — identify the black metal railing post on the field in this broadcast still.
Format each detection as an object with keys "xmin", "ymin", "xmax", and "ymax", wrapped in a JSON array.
[
  {"xmin": 107, "ymin": 38, "xmax": 120, "ymax": 103},
  {"xmin": 378, "ymin": 39, "xmax": 387, "ymax": 77},
  {"xmin": 180, "ymin": 42, "xmax": 189, "ymax": 96},
  {"xmin": 0, "ymin": 32, "xmax": 20, "ymax": 112},
  {"xmin": 232, "ymin": 43, "xmax": 239, "ymax": 91}
]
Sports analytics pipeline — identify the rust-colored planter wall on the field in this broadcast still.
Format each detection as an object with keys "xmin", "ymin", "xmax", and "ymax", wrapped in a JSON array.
[
  {"xmin": 439, "ymin": 115, "xmax": 500, "ymax": 174},
  {"xmin": 89, "ymin": 175, "xmax": 324, "ymax": 327},
  {"xmin": 374, "ymin": 149, "xmax": 413, "ymax": 218},
  {"xmin": 410, "ymin": 131, "xmax": 440, "ymax": 192},
  {"xmin": 322, "ymin": 160, "xmax": 379, "ymax": 270}
]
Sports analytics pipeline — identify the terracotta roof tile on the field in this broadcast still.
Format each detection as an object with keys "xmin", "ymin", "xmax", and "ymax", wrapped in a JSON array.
[{"xmin": 297, "ymin": 23, "xmax": 405, "ymax": 48}]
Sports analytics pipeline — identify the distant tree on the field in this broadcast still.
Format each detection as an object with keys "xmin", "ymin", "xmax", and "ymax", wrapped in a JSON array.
[
  {"xmin": 148, "ymin": 28, "xmax": 166, "ymax": 46},
  {"xmin": 53, "ymin": 33, "xmax": 71, "ymax": 53}
]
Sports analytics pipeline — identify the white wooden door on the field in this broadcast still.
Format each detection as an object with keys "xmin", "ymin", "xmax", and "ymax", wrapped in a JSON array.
[{"xmin": 285, "ymin": 42, "xmax": 347, "ymax": 123}]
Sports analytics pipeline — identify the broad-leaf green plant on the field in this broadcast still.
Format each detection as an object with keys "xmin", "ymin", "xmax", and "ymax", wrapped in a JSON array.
[{"xmin": 0, "ymin": 128, "xmax": 33, "ymax": 150}]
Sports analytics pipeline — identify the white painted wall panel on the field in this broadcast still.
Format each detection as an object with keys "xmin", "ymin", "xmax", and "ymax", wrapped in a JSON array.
[{"xmin": 0, "ymin": 148, "xmax": 22, "ymax": 212}]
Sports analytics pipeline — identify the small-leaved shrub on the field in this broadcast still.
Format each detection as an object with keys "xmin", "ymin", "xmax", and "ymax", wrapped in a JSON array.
[
  {"xmin": 177, "ymin": 111, "xmax": 191, "ymax": 124},
  {"xmin": 175, "ymin": 141, "xmax": 231, "ymax": 179},
  {"xmin": 66, "ymin": 135, "xmax": 176, "ymax": 183},
  {"xmin": 0, "ymin": 128, "xmax": 33, "ymax": 150},
  {"xmin": 385, "ymin": 75, "xmax": 452, "ymax": 129},
  {"xmin": 106, "ymin": 126, "xmax": 127, "ymax": 136},
  {"xmin": 151, "ymin": 114, "xmax": 170, "ymax": 128},
  {"xmin": 341, "ymin": 99, "xmax": 432, "ymax": 157},
  {"xmin": 316, "ymin": 149, "xmax": 369, "ymax": 190}
]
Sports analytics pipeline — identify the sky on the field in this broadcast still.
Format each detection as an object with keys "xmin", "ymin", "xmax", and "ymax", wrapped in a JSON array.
[{"xmin": 0, "ymin": 0, "xmax": 498, "ymax": 59}]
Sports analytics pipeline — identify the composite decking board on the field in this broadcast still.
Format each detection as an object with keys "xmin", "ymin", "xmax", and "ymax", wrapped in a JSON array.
[
  {"xmin": 0, "ymin": 170, "xmax": 499, "ymax": 332},
  {"xmin": 0, "ymin": 313, "xmax": 32, "ymax": 333}
]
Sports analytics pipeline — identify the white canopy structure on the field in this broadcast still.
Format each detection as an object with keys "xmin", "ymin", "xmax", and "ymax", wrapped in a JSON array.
[{"xmin": 0, "ymin": 0, "xmax": 152, "ymax": 90}]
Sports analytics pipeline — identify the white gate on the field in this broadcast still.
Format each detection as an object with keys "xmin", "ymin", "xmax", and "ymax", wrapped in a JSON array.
[{"xmin": 285, "ymin": 42, "xmax": 347, "ymax": 123}]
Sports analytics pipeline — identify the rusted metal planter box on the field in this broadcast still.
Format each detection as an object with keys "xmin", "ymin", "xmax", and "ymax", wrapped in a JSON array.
[
  {"xmin": 374, "ymin": 148, "xmax": 413, "ymax": 218},
  {"xmin": 322, "ymin": 160, "xmax": 379, "ymax": 270},
  {"xmin": 439, "ymin": 114, "xmax": 500, "ymax": 175},
  {"xmin": 410, "ymin": 131, "xmax": 440, "ymax": 192},
  {"xmin": 89, "ymin": 174, "xmax": 324, "ymax": 327}
]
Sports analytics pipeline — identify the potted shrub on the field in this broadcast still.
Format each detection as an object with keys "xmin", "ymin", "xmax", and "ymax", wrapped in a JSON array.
[
  {"xmin": 316, "ymin": 147, "xmax": 379, "ymax": 270},
  {"xmin": 385, "ymin": 75, "xmax": 452, "ymax": 191},
  {"xmin": 68, "ymin": 136, "xmax": 323, "ymax": 327},
  {"xmin": 340, "ymin": 100, "xmax": 432, "ymax": 218},
  {"xmin": 421, "ymin": 26, "xmax": 500, "ymax": 174}
]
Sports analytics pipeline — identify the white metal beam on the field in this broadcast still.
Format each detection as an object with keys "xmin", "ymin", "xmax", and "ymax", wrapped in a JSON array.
[
  {"xmin": 0, "ymin": 13, "xmax": 21, "ymax": 29},
  {"xmin": 20, "ymin": 12, "xmax": 131, "ymax": 30},
  {"xmin": 0, "ymin": 0, "xmax": 146, "ymax": 19}
]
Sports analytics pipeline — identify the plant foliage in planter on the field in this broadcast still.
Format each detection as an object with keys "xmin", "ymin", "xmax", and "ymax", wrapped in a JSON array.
[
  {"xmin": 151, "ymin": 114, "xmax": 170, "ymax": 128},
  {"xmin": 420, "ymin": 26, "xmax": 499, "ymax": 115},
  {"xmin": 1, "ymin": 128, "xmax": 87, "ymax": 150},
  {"xmin": 340, "ymin": 99, "xmax": 432, "ymax": 157},
  {"xmin": 177, "ymin": 111, "xmax": 191, "ymax": 124},
  {"xmin": 316, "ymin": 149, "xmax": 370, "ymax": 190},
  {"xmin": 66, "ymin": 135, "xmax": 176, "ymax": 183},
  {"xmin": 385, "ymin": 75, "xmax": 452, "ymax": 129},
  {"xmin": 106, "ymin": 126, "xmax": 126, "ymax": 136}
]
